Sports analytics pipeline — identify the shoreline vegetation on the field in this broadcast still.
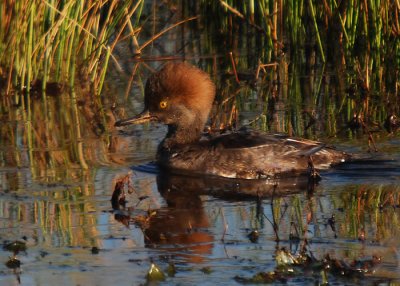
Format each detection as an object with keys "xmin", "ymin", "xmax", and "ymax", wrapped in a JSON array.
[
  {"xmin": 0, "ymin": 1, "xmax": 397, "ymax": 96},
  {"xmin": 0, "ymin": 0, "xmax": 145, "ymax": 95}
]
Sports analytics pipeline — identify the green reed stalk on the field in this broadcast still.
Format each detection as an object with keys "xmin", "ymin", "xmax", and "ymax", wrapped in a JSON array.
[
  {"xmin": 96, "ymin": 46, "xmax": 110, "ymax": 96},
  {"xmin": 259, "ymin": 0, "xmax": 273, "ymax": 51},
  {"xmin": 64, "ymin": 3, "xmax": 78, "ymax": 81},
  {"xmin": 249, "ymin": 0, "xmax": 254, "ymax": 23},
  {"xmin": 26, "ymin": 3, "xmax": 35, "ymax": 93},
  {"xmin": 59, "ymin": 1, "xmax": 69, "ymax": 81},
  {"xmin": 308, "ymin": 0, "xmax": 325, "ymax": 63},
  {"xmin": 333, "ymin": 0, "xmax": 349, "ymax": 45},
  {"xmin": 89, "ymin": 2, "xmax": 115, "ymax": 81},
  {"xmin": 43, "ymin": 0, "xmax": 54, "ymax": 91},
  {"xmin": 291, "ymin": 196, "xmax": 304, "ymax": 235},
  {"xmin": 271, "ymin": 198, "xmax": 282, "ymax": 241},
  {"xmin": 67, "ymin": 4, "xmax": 79, "ymax": 87},
  {"xmin": 285, "ymin": 0, "xmax": 302, "ymax": 46},
  {"xmin": 83, "ymin": 4, "xmax": 99, "ymax": 60},
  {"xmin": 349, "ymin": 0, "xmax": 360, "ymax": 49},
  {"xmin": 314, "ymin": 64, "xmax": 325, "ymax": 105},
  {"xmin": 133, "ymin": 0, "xmax": 145, "ymax": 27}
]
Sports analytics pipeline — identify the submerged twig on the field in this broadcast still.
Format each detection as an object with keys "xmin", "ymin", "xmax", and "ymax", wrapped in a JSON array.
[
  {"xmin": 219, "ymin": 207, "xmax": 229, "ymax": 242},
  {"xmin": 219, "ymin": 0, "xmax": 268, "ymax": 34},
  {"xmin": 359, "ymin": 118, "xmax": 378, "ymax": 152},
  {"xmin": 229, "ymin": 52, "xmax": 240, "ymax": 84},
  {"xmin": 255, "ymin": 61, "xmax": 279, "ymax": 80}
]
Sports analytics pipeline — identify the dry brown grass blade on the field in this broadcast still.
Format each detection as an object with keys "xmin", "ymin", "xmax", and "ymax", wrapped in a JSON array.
[
  {"xmin": 219, "ymin": 0, "xmax": 244, "ymax": 19},
  {"xmin": 135, "ymin": 16, "xmax": 198, "ymax": 55}
]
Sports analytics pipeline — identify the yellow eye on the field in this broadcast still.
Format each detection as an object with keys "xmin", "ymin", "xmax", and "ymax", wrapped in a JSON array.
[{"xmin": 159, "ymin": 101, "xmax": 168, "ymax": 109}]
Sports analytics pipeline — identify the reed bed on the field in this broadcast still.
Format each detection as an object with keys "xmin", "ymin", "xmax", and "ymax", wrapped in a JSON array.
[
  {"xmin": 0, "ymin": 1, "xmax": 398, "ymax": 99},
  {"xmin": 197, "ymin": 0, "xmax": 399, "ymax": 132},
  {"xmin": 201, "ymin": 0, "xmax": 399, "ymax": 65},
  {"xmin": 0, "ymin": 0, "xmax": 144, "ymax": 95}
]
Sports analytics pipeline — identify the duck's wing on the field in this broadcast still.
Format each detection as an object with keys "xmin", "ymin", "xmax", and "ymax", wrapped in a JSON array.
[
  {"xmin": 207, "ymin": 130, "xmax": 327, "ymax": 157},
  {"xmin": 209, "ymin": 130, "xmax": 349, "ymax": 166},
  {"xmin": 161, "ymin": 130, "xmax": 349, "ymax": 179}
]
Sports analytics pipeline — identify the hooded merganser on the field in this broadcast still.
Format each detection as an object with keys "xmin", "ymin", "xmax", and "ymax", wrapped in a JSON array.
[{"xmin": 115, "ymin": 62, "xmax": 350, "ymax": 179}]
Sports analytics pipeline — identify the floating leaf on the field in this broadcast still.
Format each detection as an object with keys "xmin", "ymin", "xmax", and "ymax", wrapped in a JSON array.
[
  {"xmin": 200, "ymin": 266, "xmax": 212, "ymax": 274},
  {"xmin": 248, "ymin": 230, "xmax": 259, "ymax": 243},
  {"xmin": 234, "ymin": 271, "xmax": 287, "ymax": 284},
  {"xmin": 3, "ymin": 241, "xmax": 27, "ymax": 254},
  {"xmin": 320, "ymin": 269, "xmax": 328, "ymax": 285},
  {"xmin": 275, "ymin": 248, "xmax": 298, "ymax": 266},
  {"xmin": 91, "ymin": 246, "xmax": 100, "ymax": 254},
  {"xmin": 147, "ymin": 263, "xmax": 165, "ymax": 282},
  {"xmin": 6, "ymin": 256, "xmax": 20, "ymax": 269}
]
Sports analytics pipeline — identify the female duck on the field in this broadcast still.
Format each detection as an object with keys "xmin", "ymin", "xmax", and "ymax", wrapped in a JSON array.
[{"xmin": 115, "ymin": 62, "xmax": 349, "ymax": 179}]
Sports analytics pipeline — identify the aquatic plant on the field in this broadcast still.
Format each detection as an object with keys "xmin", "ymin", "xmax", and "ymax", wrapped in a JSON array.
[
  {"xmin": 197, "ymin": 0, "xmax": 399, "ymax": 131},
  {"xmin": 0, "ymin": 0, "xmax": 144, "ymax": 95}
]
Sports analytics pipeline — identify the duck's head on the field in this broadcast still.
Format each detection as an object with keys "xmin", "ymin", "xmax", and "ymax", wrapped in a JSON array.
[{"xmin": 115, "ymin": 62, "xmax": 216, "ymax": 145}]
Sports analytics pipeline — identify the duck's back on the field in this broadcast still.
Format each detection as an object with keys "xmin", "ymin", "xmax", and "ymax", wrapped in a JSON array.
[{"xmin": 157, "ymin": 129, "xmax": 350, "ymax": 179}]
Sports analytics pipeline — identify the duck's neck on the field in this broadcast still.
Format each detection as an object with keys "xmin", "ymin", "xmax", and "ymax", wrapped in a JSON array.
[{"xmin": 161, "ymin": 122, "xmax": 204, "ymax": 149}]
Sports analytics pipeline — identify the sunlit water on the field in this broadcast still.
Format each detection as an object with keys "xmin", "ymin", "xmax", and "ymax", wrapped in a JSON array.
[{"xmin": 0, "ymin": 112, "xmax": 400, "ymax": 285}]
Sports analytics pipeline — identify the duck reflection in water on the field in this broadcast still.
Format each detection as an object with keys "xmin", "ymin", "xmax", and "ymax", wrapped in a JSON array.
[
  {"xmin": 112, "ymin": 169, "xmax": 315, "ymax": 263},
  {"xmin": 143, "ymin": 172, "xmax": 214, "ymax": 263}
]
